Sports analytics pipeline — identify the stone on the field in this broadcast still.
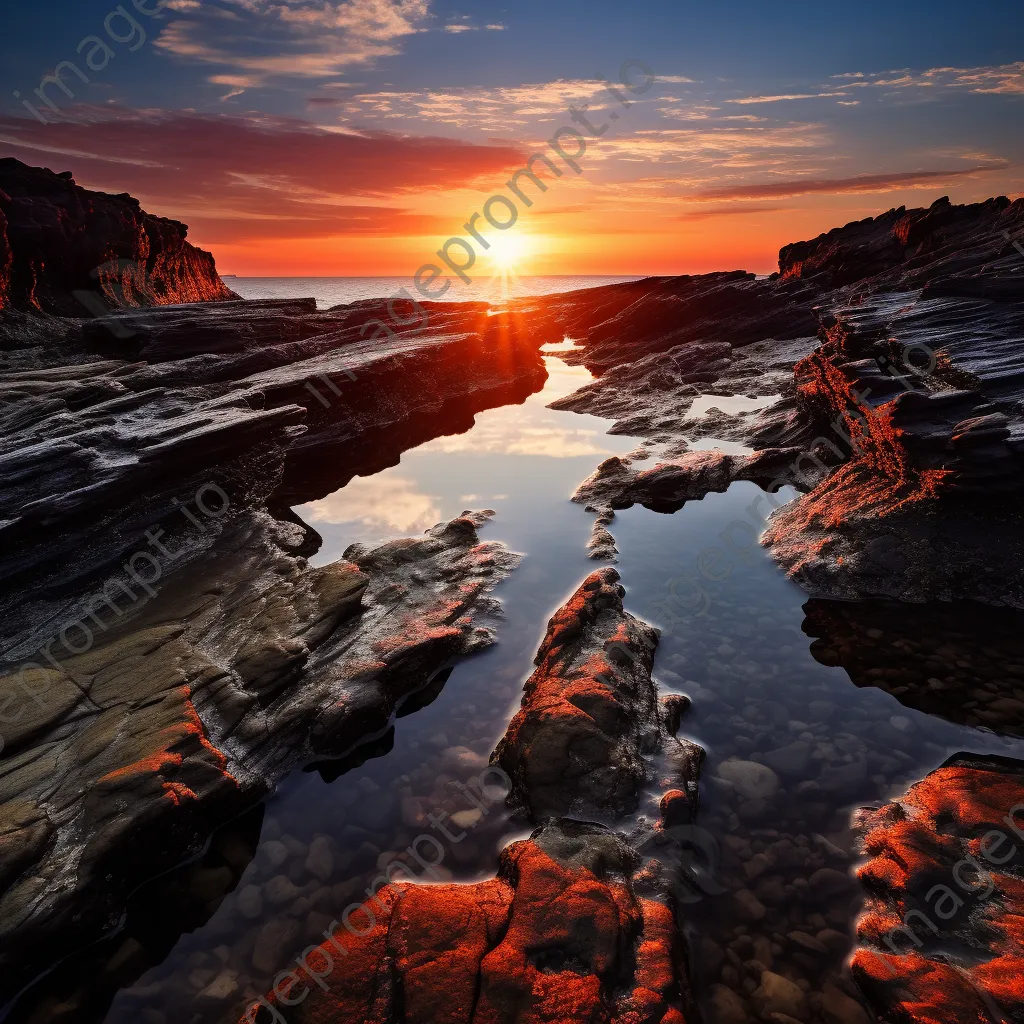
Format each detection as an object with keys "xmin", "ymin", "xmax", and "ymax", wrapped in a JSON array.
[
  {"xmin": 197, "ymin": 970, "xmax": 239, "ymax": 1003},
  {"xmin": 304, "ymin": 837, "xmax": 334, "ymax": 882},
  {"xmin": 263, "ymin": 875, "xmax": 300, "ymax": 908},
  {"xmin": 236, "ymin": 885, "xmax": 263, "ymax": 920},
  {"xmin": 761, "ymin": 741, "xmax": 812, "ymax": 780},
  {"xmin": 734, "ymin": 889, "xmax": 767, "ymax": 922},
  {"xmin": 449, "ymin": 808, "xmax": 483, "ymax": 830},
  {"xmin": 252, "ymin": 917, "xmax": 301, "ymax": 975},
  {"xmin": 707, "ymin": 983, "xmax": 749, "ymax": 1024},
  {"xmin": 717, "ymin": 760, "xmax": 780, "ymax": 802},
  {"xmin": 821, "ymin": 982, "xmax": 872, "ymax": 1024},
  {"xmin": 751, "ymin": 971, "xmax": 809, "ymax": 1022}
]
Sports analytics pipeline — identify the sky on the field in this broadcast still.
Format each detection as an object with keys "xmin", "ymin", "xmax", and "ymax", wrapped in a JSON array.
[{"xmin": 1, "ymin": 0, "xmax": 1022, "ymax": 277}]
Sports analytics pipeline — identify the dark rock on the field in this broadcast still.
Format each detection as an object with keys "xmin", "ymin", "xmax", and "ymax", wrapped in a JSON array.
[
  {"xmin": 0, "ymin": 157, "xmax": 236, "ymax": 315},
  {"xmin": 493, "ymin": 567, "xmax": 665, "ymax": 820}
]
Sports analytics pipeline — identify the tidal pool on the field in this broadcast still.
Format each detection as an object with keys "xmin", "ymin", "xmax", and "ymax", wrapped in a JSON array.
[{"xmin": 14, "ymin": 341, "xmax": 1021, "ymax": 1024}]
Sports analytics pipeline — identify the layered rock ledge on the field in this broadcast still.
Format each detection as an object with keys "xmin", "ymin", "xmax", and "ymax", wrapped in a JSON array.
[{"xmin": 0, "ymin": 510, "xmax": 518, "ymax": 990}]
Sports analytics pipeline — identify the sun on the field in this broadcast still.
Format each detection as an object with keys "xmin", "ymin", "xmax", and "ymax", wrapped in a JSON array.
[{"xmin": 486, "ymin": 233, "xmax": 531, "ymax": 274}]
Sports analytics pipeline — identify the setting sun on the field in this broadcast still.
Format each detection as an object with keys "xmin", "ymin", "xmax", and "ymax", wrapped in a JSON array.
[{"xmin": 486, "ymin": 233, "xmax": 531, "ymax": 274}]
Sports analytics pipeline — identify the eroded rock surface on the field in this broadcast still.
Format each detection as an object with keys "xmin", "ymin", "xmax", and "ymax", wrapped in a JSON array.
[
  {"xmin": 0, "ymin": 510, "xmax": 517, "ymax": 990},
  {"xmin": 573, "ymin": 449, "xmax": 799, "ymax": 515},
  {"xmin": 494, "ymin": 568, "xmax": 665, "ymax": 820},
  {"xmin": 852, "ymin": 752, "xmax": 1024, "ymax": 1024},
  {"xmin": 239, "ymin": 820, "xmax": 693, "ymax": 1024},
  {"xmin": 763, "ymin": 285, "xmax": 1024, "ymax": 605},
  {"xmin": 531, "ymin": 194, "xmax": 1024, "ymax": 608},
  {"xmin": 241, "ymin": 568, "xmax": 705, "ymax": 1024},
  {"xmin": 0, "ymin": 158, "xmax": 236, "ymax": 314}
]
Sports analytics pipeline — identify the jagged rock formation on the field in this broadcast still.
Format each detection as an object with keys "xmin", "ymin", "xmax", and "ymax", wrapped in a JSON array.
[
  {"xmin": 573, "ymin": 448, "xmax": 800, "ymax": 515},
  {"xmin": 239, "ymin": 819, "xmax": 693, "ymax": 1024},
  {"xmin": 852, "ymin": 752, "xmax": 1024, "ymax": 1024},
  {"xmin": 0, "ymin": 158, "xmax": 237, "ymax": 315},
  {"xmin": 0, "ymin": 167, "xmax": 550, "ymax": 996},
  {"xmin": 514, "ymin": 272, "xmax": 819, "ymax": 374},
  {"xmin": 0, "ymin": 510, "xmax": 518, "ymax": 991},
  {"xmin": 533, "ymin": 195, "xmax": 1024, "ymax": 607},
  {"xmin": 779, "ymin": 194, "xmax": 1024, "ymax": 298},
  {"xmin": 0, "ymin": 299, "xmax": 545, "ymax": 596},
  {"xmin": 495, "ymin": 568, "xmax": 672, "ymax": 820},
  {"xmin": 763, "ymin": 281, "xmax": 1024, "ymax": 605}
]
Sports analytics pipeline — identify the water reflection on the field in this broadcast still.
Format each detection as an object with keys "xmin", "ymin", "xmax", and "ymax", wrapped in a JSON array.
[{"xmin": 803, "ymin": 598, "xmax": 1024, "ymax": 737}]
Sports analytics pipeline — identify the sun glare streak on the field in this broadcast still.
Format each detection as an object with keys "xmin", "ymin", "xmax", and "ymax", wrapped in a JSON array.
[{"xmin": 485, "ymin": 234, "xmax": 532, "ymax": 299}]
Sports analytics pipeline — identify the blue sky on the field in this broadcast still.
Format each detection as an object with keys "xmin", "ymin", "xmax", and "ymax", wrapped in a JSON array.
[{"xmin": 1, "ymin": 0, "xmax": 1021, "ymax": 274}]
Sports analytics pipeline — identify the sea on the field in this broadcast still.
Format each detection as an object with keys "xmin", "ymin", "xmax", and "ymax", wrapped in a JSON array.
[{"xmin": 226, "ymin": 274, "xmax": 646, "ymax": 308}]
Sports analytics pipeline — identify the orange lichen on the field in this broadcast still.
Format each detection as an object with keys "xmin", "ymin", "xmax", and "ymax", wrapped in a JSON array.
[
  {"xmin": 240, "ymin": 834, "xmax": 691, "ymax": 1024},
  {"xmin": 852, "ymin": 760, "xmax": 1024, "ymax": 1024}
]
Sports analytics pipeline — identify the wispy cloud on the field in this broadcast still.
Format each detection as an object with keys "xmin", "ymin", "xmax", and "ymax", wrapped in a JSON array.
[
  {"xmin": 341, "ymin": 79, "xmax": 611, "ymax": 130},
  {"xmin": 680, "ymin": 204, "xmax": 789, "ymax": 220},
  {"xmin": 833, "ymin": 61, "xmax": 1024, "ymax": 96},
  {"xmin": 728, "ymin": 92, "xmax": 849, "ymax": 105},
  {"xmin": 690, "ymin": 163, "xmax": 1010, "ymax": 202},
  {"xmin": 155, "ymin": 0, "xmax": 432, "ymax": 95}
]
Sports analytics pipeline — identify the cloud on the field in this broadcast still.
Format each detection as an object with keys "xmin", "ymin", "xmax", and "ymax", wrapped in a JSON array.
[
  {"xmin": 0, "ymin": 105, "xmax": 527, "ymax": 244},
  {"xmin": 154, "ymin": 0, "xmax": 431, "ymax": 90},
  {"xmin": 341, "ymin": 79, "xmax": 611, "ymax": 130},
  {"xmin": 728, "ymin": 92, "xmax": 849, "ymax": 104},
  {"xmin": 597, "ymin": 125, "xmax": 830, "ymax": 167},
  {"xmin": 300, "ymin": 474, "xmax": 442, "ymax": 535},
  {"xmin": 690, "ymin": 163, "xmax": 1010, "ymax": 202},
  {"xmin": 833, "ymin": 61, "xmax": 1024, "ymax": 96},
  {"xmin": 680, "ymin": 205, "xmax": 789, "ymax": 220}
]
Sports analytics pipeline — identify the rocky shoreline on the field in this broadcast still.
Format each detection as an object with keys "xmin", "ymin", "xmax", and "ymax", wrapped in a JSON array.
[{"xmin": 1, "ymin": 156, "xmax": 1023, "ymax": 1024}]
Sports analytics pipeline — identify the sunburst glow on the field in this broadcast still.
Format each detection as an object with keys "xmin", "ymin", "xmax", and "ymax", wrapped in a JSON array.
[{"xmin": 486, "ymin": 233, "xmax": 531, "ymax": 273}]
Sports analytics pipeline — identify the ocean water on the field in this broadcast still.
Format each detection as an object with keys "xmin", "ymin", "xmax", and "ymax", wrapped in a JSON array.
[{"xmin": 228, "ymin": 275, "xmax": 646, "ymax": 308}]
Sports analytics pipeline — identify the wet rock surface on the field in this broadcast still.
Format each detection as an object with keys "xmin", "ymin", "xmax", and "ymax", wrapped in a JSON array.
[
  {"xmin": 242, "ymin": 569, "xmax": 706, "ymax": 1024},
  {"xmin": 493, "ymin": 567, "xmax": 661, "ymax": 819},
  {"xmin": 239, "ymin": 819, "xmax": 694, "ymax": 1024},
  {"xmin": 4, "ymin": 166, "xmax": 1024, "ymax": 1024},
  {"xmin": 532, "ymin": 195, "xmax": 1024, "ymax": 608},
  {"xmin": 494, "ymin": 567, "xmax": 701, "ymax": 821},
  {"xmin": 852, "ymin": 752, "xmax": 1024, "ymax": 1024},
  {"xmin": 0, "ymin": 508, "xmax": 518, "ymax": 991}
]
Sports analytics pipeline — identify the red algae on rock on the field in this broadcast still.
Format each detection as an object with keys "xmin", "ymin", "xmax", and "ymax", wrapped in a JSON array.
[
  {"xmin": 238, "ymin": 821, "xmax": 693, "ymax": 1024},
  {"xmin": 852, "ymin": 753, "xmax": 1024, "ymax": 1024}
]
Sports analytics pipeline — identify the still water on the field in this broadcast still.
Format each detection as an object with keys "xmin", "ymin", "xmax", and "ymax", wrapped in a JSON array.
[{"xmin": 15, "ymin": 335, "xmax": 1021, "ymax": 1024}]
